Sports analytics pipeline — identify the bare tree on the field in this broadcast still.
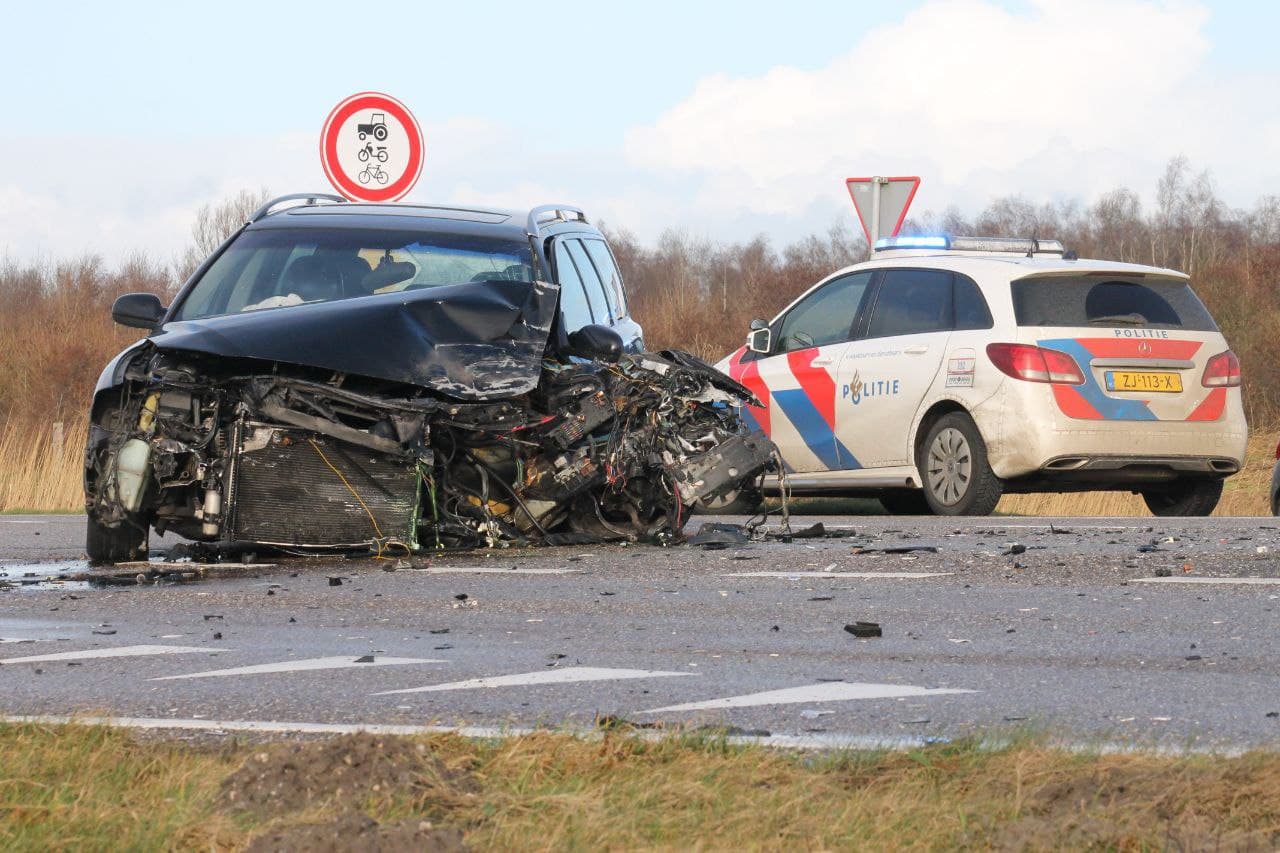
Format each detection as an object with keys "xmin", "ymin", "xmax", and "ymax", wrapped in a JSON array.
[{"xmin": 176, "ymin": 188, "xmax": 270, "ymax": 285}]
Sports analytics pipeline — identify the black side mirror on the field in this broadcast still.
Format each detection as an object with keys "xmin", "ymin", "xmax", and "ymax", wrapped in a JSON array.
[
  {"xmin": 567, "ymin": 324, "xmax": 623, "ymax": 363},
  {"xmin": 111, "ymin": 293, "xmax": 166, "ymax": 330}
]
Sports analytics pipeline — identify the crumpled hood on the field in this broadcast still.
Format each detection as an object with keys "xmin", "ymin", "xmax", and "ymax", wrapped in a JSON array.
[{"xmin": 149, "ymin": 278, "xmax": 559, "ymax": 400}]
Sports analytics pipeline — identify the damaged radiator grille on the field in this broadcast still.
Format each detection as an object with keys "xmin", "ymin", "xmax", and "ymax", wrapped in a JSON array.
[{"xmin": 228, "ymin": 424, "xmax": 419, "ymax": 548}]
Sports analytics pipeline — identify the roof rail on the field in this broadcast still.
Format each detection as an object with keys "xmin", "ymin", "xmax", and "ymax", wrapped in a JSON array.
[
  {"xmin": 526, "ymin": 204, "xmax": 587, "ymax": 235},
  {"xmin": 249, "ymin": 193, "xmax": 348, "ymax": 223},
  {"xmin": 873, "ymin": 235, "xmax": 1066, "ymax": 255}
]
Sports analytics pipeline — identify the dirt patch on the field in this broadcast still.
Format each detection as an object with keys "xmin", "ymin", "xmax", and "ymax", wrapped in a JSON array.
[
  {"xmin": 221, "ymin": 733, "xmax": 474, "ymax": 817},
  {"xmin": 245, "ymin": 810, "xmax": 465, "ymax": 853},
  {"xmin": 990, "ymin": 759, "xmax": 1280, "ymax": 850}
]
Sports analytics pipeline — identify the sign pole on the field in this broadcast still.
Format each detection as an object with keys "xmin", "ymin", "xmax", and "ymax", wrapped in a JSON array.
[{"xmin": 869, "ymin": 176, "xmax": 884, "ymax": 247}]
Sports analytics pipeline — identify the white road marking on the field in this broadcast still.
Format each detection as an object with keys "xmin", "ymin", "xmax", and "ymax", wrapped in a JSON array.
[
  {"xmin": 0, "ymin": 714, "xmax": 1243, "ymax": 757},
  {"xmin": 0, "ymin": 638, "xmax": 38, "ymax": 644},
  {"xmin": 413, "ymin": 567, "xmax": 581, "ymax": 575},
  {"xmin": 725, "ymin": 571, "xmax": 952, "ymax": 579},
  {"xmin": 376, "ymin": 666, "xmax": 692, "ymax": 696},
  {"xmin": 641, "ymin": 681, "xmax": 976, "ymax": 714},
  {"xmin": 152, "ymin": 655, "xmax": 445, "ymax": 681},
  {"xmin": 0, "ymin": 644, "xmax": 226, "ymax": 664},
  {"xmin": 1132, "ymin": 576, "xmax": 1280, "ymax": 585}
]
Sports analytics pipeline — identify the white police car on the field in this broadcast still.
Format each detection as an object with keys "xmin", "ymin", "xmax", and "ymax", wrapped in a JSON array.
[{"xmin": 715, "ymin": 235, "xmax": 1247, "ymax": 517}]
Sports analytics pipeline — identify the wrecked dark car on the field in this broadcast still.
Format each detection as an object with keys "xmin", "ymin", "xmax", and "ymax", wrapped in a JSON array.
[{"xmin": 84, "ymin": 195, "xmax": 776, "ymax": 563}]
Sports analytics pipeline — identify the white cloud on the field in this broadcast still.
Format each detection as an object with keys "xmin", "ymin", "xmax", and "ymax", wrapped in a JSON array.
[
  {"xmin": 623, "ymin": 0, "xmax": 1279, "ymax": 228},
  {"xmin": 4, "ymin": 0, "xmax": 1280, "ymax": 264}
]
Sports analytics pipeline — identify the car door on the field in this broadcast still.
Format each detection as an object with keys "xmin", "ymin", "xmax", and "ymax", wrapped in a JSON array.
[
  {"xmin": 833, "ymin": 268, "xmax": 953, "ymax": 468},
  {"xmin": 750, "ymin": 271, "xmax": 873, "ymax": 472}
]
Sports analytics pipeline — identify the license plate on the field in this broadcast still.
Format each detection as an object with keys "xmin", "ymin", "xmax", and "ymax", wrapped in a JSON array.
[{"xmin": 1105, "ymin": 371, "xmax": 1183, "ymax": 393}]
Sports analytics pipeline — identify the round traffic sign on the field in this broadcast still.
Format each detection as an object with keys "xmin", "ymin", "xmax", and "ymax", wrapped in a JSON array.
[{"xmin": 320, "ymin": 92, "xmax": 423, "ymax": 202}]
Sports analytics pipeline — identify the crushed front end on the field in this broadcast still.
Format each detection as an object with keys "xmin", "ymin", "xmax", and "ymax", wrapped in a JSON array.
[{"xmin": 84, "ymin": 346, "xmax": 775, "ymax": 563}]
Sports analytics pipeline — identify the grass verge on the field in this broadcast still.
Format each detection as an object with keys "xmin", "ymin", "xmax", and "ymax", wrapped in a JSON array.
[
  {"xmin": 2, "ymin": 419, "xmax": 1273, "ymax": 517},
  {"xmin": 1, "ymin": 723, "xmax": 1278, "ymax": 850}
]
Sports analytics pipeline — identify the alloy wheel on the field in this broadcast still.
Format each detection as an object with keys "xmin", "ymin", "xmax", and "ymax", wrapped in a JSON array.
[{"xmin": 926, "ymin": 427, "xmax": 972, "ymax": 506}]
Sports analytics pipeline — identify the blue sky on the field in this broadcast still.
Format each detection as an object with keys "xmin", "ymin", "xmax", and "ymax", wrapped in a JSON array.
[{"xmin": 2, "ymin": 1, "xmax": 1278, "ymax": 261}]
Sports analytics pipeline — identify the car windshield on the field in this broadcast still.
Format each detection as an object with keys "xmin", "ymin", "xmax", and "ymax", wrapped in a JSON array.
[
  {"xmin": 1010, "ymin": 275, "xmax": 1218, "ymax": 331},
  {"xmin": 173, "ymin": 227, "xmax": 536, "ymax": 321}
]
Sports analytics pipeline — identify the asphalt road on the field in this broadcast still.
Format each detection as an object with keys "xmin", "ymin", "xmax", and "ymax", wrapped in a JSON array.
[{"xmin": 3, "ymin": 513, "xmax": 1280, "ymax": 750}]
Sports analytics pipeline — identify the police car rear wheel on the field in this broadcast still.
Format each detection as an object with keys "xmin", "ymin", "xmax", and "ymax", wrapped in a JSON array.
[
  {"xmin": 1141, "ymin": 479, "xmax": 1222, "ymax": 517},
  {"xmin": 919, "ymin": 413, "xmax": 1002, "ymax": 516}
]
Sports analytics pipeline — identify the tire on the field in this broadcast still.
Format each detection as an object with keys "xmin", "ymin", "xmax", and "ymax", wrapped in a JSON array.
[
  {"xmin": 358, "ymin": 148, "xmax": 370, "ymax": 162},
  {"xmin": 918, "ymin": 412, "xmax": 1002, "ymax": 516},
  {"xmin": 878, "ymin": 490, "xmax": 933, "ymax": 515},
  {"xmin": 374, "ymin": 126, "xmax": 388, "ymax": 141},
  {"xmin": 695, "ymin": 487, "xmax": 763, "ymax": 516},
  {"xmin": 375, "ymin": 171, "xmax": 388, "ymax": 185},
  {"xmin": 358, "ymin": 170, "xmax": 371, "ymax": 184},
  {"xmin": 86, "ymin": 514, "xmax": 148, "ymax": 565},
  {"xmin": 1142, "ymin": 479, "xmax": 1222, "ymax": 517}
]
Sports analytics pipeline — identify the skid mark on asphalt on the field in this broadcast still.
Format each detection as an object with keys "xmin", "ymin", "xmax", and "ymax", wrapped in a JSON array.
[
  {"xmin": 151, "ymin": 655, "xmax": 446, "ymax": 681},
  {"xmin": 641, "ymin": 681, "xmax": 976, "ymax": 714},
  {"xmin": 1132, "ymin": 576, "xmax": 1280, "ymax": 585},
  {"xmin": 0, "ymin": 644, "xmax": 228, "ymax": 665},
  {"xmin": 725, "ymin": 571, "xmax": 952, "ymax": 579},
  {"xmin": 377, "ymin": 666, "xmax": 693, "ymax": 696}
]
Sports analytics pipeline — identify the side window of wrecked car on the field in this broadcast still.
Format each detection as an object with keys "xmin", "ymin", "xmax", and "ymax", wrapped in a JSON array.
[
  {"xmin": 581, "ymin": 238, "xmax": 626, "ymax": 321},
  {"xmin": 775, "ymin": 272, "xmax": 873, "ymax": 353},
  {"xmin": 565, "ymin": 239, "xmax": 611, "ymax": 325},
  {"xmin": 554, "ymin": 240, "xmax": 596, "ymax": 333}
]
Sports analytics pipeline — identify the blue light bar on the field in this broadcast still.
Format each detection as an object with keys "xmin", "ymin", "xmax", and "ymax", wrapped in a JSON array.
[{"xmin": 874, "ymin": 235, "xmax": 949, "ymax": 251}]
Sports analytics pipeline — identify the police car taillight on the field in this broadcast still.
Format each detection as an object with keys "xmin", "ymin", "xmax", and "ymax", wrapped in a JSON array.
[
  {"xmin": 1202, "ymin": 351, "xmax": 1241, "ymax": 388},
  {"xmin": 986, "ymin": 343, "xmax": 1084, "ymax": 385}
]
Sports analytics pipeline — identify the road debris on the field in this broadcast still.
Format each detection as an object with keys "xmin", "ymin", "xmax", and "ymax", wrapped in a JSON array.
[
  {"xmin": 844, "ymin": 621, "xmax": 882, "ymax": 638},
  {"xmin": 687, "ymin": 522, "xmax": 752, "ymax": 550}
]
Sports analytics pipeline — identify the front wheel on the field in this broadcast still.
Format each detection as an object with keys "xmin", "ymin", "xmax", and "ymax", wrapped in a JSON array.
[
  {"xmin": 918, "ymin": 412, "xmax": 1002, "ymax": 516},
  {"xmin": 695, "ymin": 487, "xmax": 763, "ymax": 516},
  {"xmin": 86, "ymin": 514, "xmax": 148, "ymax": 565},
  {"xmin": 1142, "ymin": 479, "xmax": 1222, "ymax": 517}
]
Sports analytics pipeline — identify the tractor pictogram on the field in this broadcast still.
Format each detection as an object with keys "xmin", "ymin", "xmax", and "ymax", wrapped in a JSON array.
[{"xmin": 357, "ymin": 112, "xmax": 388, "ymax": 141}]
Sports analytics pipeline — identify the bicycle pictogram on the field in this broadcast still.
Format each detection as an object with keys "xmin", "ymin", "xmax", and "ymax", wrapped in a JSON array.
[{"xmin": 358, "ymin": 162, "xmax": 389, "ymax": 185}]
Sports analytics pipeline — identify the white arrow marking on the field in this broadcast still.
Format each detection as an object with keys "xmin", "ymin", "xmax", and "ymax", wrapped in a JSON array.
[
  {"xmin": 152, "ymin": 655, "xmax": 444, "ymax": 681},
  {"xmin": 725, "ymin": 571, "xmax": 952, "ymax": 579},
  {"xmin": 376, "ymin": 666, "xmax": 692, "ymax": 696},
  {"xmin": 641, "ymin": 681, "xmax": 975, "ymax": 714},
  {"xmin": 1132, "ymin": 576, "xmax": 1280, "ymax": 585},
  {"xmin": 0, "ymin": 644, "xmax": 226, "ymax": 664}
]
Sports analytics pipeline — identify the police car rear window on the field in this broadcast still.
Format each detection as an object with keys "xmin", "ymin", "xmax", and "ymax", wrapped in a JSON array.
[{"xmin": 1011, "ymin": 275, "xmax": 1218, "ymax": 331}]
